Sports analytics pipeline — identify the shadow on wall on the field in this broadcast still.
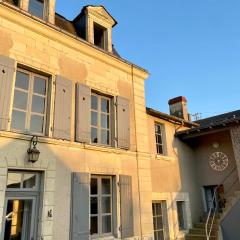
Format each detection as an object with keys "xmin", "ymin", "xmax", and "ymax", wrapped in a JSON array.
[{"xmin": 221, "ymin": 199, "xmax": 240, "ymax": 240}]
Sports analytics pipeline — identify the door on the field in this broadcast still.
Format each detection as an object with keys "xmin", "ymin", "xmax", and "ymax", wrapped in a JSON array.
[
  {"xmin": 1, "ymin": 171, "xmax": 42, "ymax": 240},
  {"xmin": 204, "ymin": 185, "xmax": 219, "ymax": 212}
]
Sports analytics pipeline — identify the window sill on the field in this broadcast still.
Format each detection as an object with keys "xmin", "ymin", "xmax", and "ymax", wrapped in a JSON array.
[{"xmin": 156, "ymin": 154, "xmax": 174, "ymax": 161}]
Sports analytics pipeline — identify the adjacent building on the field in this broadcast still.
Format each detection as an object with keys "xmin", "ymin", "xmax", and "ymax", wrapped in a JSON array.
[{"xmin": 0, "ymin": 1, "xmax": 239, "ymax": 240}]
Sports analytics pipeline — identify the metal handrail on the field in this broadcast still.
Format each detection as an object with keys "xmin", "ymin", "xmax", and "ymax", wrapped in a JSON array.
[{"xmin": 205, "ymin": 166, "xmax": 237, "ymax": 240}]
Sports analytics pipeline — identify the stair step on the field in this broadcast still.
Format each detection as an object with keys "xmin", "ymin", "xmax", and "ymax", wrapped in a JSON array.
[
  {"xmin": 200, "ymin": 216, "xmax": 220, "ymax": 224},
  {"xmin": 185, "ymin": 234, "xmax": 218, "ymax": 240},
  {"xmin": 194, "ymin": 223, "xmax": 219, "ymax": 231},
  {"xmin": 189, "ymin": 228, "xmax": 218, "ymax": 235}
]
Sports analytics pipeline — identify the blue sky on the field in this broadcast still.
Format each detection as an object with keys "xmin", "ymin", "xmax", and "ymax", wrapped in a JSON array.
[{"xmin": 56, "ymin": 0, "xmax": 240, "ymax": 119}]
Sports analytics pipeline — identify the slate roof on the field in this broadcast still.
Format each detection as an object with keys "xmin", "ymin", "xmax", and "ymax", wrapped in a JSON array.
[{"xmin": 176, "ymin": 110, "xmax": 240, "ymax": 138}]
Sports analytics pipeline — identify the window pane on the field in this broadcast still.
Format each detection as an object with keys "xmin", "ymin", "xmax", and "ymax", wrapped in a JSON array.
[
  {"xmin": 15, "ymin": 71, "xmax": 29, "ymax": 90},
  {"xmin": 91, "ymin": 95, "xmax": 98, "ymax": 110},
  {"xmin": 91, "ymin": 178, "xmax": 98, "ymax": 195},
  {"xmin": 91, "ymin": 111, "xmax": 98, "ymax": 126},
  {"xmin": 101, "ymin": 130, "xmax": 109, "ymax": 145},
  {"xmin": 91, "ymin": 127, "xmax": 98, "ymax": 143},
  {"xmin": 91, "ymin": 197, "xmax": 98, "ymax": 214},
  {"xmin": 11, "ymin": 110, "xmax": 26, "ymax": 131},
  {"xmin": 156, "ymin": 203, "xmax": 162, "ymax": 215},
  {"xmin": 101, "ymin": 98, "xmax": 109, "ymax": 113},
  {"xmin": 13, "ymin": 90, "xmax": 28, "ymax": 110},
  {"xmin": 102, "ymin": 215, "xmax": 111, "ymax": 234},
  {"xmin": 102, "ymin": 178, "xmax": 110, "ymax": 194},
  {"xmin": 4, "ymin": 199, "xmax": 33, "ymax": 240},
  {"xmin": 7, "ymin": 172, "xmax": 22, "ymax": 188},
  {"xmin": 156, "ymin": 216, "xmax": 163, "ymax": 229},
  {"xmin": 101, "ymin": 114, "xmax": 109, "ymax": 129},
  {"xmin": 22, "ymin": 174, "xmax": 36, "ymax": 188},
  {"xmin": 28, "ymin": 0, "xmax": 44, "ymax": 19},
  {"xmin": 102, "ymin": 196, "xmax": 111, "ymax": 213},
  {"xmin": 31, "ymin": 95, "xmax": 45, "ymax": 114},
  {"xmin": 157, "ymin": 145, "xmax": 163, "ymax": 155},
  {"xmin": 90, "ymin": 216, "xmax": 98, "ymax": 235},
  {"xmin": 30, "ymin": 115, "xmax": 44, "ymax": 133},
  {"xmin": 157, "ymin": 135, "xmax": 162, "ymax": 144},
  {"xmin": 34, "ymin": 76, "xmax": 46, "ymax": 95}
]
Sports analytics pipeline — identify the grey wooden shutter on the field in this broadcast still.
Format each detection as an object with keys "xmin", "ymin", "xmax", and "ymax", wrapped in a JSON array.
[
  {"xmin": 75, "ymin": 83, "xmax": 91, "ymax": 143},
  {"xmin": 71, "ymin": 172, "xmax": 90, "ymax": 240},
  {"xmin": 116, "ymin": 96, "xmax": 130, "ymax": 149},
  {"xmin": 53, "ymin": 75, "xmax": 72, "ymax": 140},
  {"xmin": 119, "ymin": 175, "xmax": 134, "ymax": 238},
  {"xmin": 0, "ymin": 55, "xmax": 15, "ymax": 131}
]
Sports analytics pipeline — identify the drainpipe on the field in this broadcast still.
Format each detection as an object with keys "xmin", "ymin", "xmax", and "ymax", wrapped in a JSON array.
[{"xmin": 131, "ymin": 64, "xmax": 143, "ymax": 239}]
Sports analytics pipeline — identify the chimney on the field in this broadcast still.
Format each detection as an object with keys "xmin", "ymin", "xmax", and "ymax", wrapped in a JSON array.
[{"xmin": 168, "ymin": 96, "xmax": 189, "ymax": 121}]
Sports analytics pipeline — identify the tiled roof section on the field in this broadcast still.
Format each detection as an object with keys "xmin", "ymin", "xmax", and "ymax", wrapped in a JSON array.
[
  {"xmin": 55, "ymin": 13, "xmax": 76, "ymax": 35},
  {"xmin": 176, "ymin": 110, "xmax": 240, "ymax": 137},
  {"xmin": 196, "ymin": 110, "xmax": 240, "ymax": 128},
  {"xmin": 146, "ymin": 107, "xmax": 199, "ymax": 127}
]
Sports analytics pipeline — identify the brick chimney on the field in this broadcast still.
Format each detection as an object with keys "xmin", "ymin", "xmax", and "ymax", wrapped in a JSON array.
[{"xmin": 168, "ymin": 96, "xmax": 189, "ymax": 121}]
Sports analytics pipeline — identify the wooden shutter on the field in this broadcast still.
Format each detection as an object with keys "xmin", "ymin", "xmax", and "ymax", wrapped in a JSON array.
[
  {"xmin": 53, "ymin": 75, "xmax": 72, "ymax": 140},
  {"xmin": 71, "ymin": 172, "xmax": 90, "ymax": 240},
  {"xmin": 75, "ymin": 83, "xmax": 91, "ymax": 143},
  {"xmin": 116, "ymin": 96, "xmax": 130, "ymax": 149},
  {"xmin": 119, "ymin": 175, "xmax": 134, "ymax": 238},
  {"xmin": 0, "ymin": 55, "xmax": 15, "ymax": 131}
]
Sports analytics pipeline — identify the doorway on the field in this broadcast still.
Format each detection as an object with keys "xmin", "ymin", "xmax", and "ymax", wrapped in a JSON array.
[
  {"xmin": 203, "ymin": 185, "xmax": 224, "ymax": 213},
  {"xmin": 1, "ymin": 171, "xmax": 42, "ymax": 240}
]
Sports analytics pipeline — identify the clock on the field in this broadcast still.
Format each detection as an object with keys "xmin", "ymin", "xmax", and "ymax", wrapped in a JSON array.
[{"xmin": 209, "ymin": 152, "xmax": 229, "ymax": 172}]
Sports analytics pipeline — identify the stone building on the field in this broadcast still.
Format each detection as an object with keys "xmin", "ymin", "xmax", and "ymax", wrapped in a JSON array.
[{"xmin": 0, "ymin": 1, "xmax": 240, "ymax": 240}]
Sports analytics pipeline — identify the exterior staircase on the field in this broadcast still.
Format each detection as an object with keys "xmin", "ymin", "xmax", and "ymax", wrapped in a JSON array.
[
  {"xmin": 185, "ymin": 215, "xmax": 220, "ymax": 240},
  {"xmin": 185, "ymin": 190, "xmax": 240, "ymax": 240}
]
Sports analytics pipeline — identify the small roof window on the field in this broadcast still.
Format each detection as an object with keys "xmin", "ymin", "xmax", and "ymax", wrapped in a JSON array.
[
  {"xmin": 94, "ymin": 23, "xmax": 107, "ymax": 50},
  {"xmin": 28, "ymin": 0, "xmax": 45, "ymax": 19}
]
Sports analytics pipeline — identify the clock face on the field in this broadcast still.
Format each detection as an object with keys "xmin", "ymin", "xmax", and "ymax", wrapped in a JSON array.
[{"xmin": 209, "ymin": 152, "xmax": 229, "ymax": 172}]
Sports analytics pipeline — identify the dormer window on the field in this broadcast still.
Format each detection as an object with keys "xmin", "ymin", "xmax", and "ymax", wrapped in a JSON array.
[
  {"xmin": 28, "ymin": 0, "xmax": 46, "ymax": 19},
  {"xmin": 94, "ymin": 23, "xmax": 107, "ymax": 50}
]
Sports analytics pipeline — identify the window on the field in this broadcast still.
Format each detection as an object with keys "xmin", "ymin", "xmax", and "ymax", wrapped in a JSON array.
[
  {"xmin": 11, "ymin": 69, "xmax": 48, "ymax": 135},
  {"xmin": 90, "ymin": 176, "xmax": 112, "ymax": 237},
  {"xmin": 155, "ymin": 123, "xmax": 164, "ymax": 155},
  {"xmin": 176, "ymin": 201, "xmax": 187, "ymax": 231},
  {"xmin": 28, "ymin": 0, "xmax": 45, "ymax": 19},
  {"xmin": 2, "ymin": 171, "xmax": 42, "ymax": 240},
  {"xmin": 91, "ymin": 93, "xmax": 111, "ymax": 146},
  {"xmin": 7, "ymin": 0, "xmax": 20, "ymax": 7},
  {"xmin": 152, "ymin": 201, "xmax": 169, "ymax": 240},
  {"xmin": 94, "ymin": 23, "xmax": 107, "ymax": 49}
]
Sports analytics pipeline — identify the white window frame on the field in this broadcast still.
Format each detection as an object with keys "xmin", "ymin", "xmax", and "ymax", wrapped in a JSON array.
[
  {"xmin": 11, "ymin": 68, "xmax": 48, "ymax": 136},
  {"xmin": 90, "ymin": 175, "xmax": 113, "ymax": 238},
  {"xmin": 91, "ymin": 93, "xmax": 112, "ymax": 146},
  {"xmin": 155, "ymin": 122, "xmax": 165, "ymax": 155}
]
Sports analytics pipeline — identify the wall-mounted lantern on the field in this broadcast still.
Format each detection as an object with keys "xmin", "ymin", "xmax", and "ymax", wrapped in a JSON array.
[{"xmin": 27, "ymin": 136, "xmax": 40, "ymax": 163}]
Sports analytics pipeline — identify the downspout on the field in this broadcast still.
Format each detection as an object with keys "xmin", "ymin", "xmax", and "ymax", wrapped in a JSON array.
[{"xmin": 131, "ymin": 64, "xmax": 143, "ymax": 239}]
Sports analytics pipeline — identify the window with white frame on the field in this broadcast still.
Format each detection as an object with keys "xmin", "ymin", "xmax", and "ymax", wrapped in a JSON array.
[
  {"xmin": 155, "ymin": 123, "xmax": 164, "ymax": 155},
  {"xmin": 176, "ymin": 201, "xmax": 187, "ymax": 231},
  {"xmin": 152, "ymin": 201, "xmax": 169, "ymax": 240},
  {"xmin": 11, "ymin": 69, "xmax": 48, "ymax": 135},
  {"xmin": 90, "ymin": 176, "xmax": 112, "ymax": 237},
  {"xmin": 91, "ymin": 93, "xmax": 111, "ymax": 146},
  {"xmin": 28, "ymin": 0, "xmax": 46, "ymax": 19}
]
